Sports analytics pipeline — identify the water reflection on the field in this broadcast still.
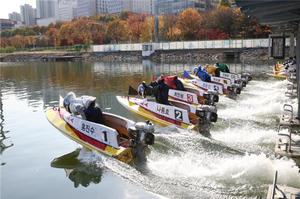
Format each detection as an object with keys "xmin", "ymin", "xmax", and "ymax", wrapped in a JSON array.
[
  {"xmin": 51, "ymin": 149, "xmax": 103, "ymax": 188},
  {"xmin": 0, "ymin": 87, "xmax": 13, "ymax": 157},
  {"xmin": 0, "ymin": 61, "xmax": 271, "ymax": 110}
]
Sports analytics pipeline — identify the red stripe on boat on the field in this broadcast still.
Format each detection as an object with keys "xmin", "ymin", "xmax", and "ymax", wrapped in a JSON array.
[
  {"xmin": 70, "ymin": 125, "xmax": 107, "ymax": 150},
  {"xmin": 57, "ymin": 108, "xmax": 107, "ymax": 150}
]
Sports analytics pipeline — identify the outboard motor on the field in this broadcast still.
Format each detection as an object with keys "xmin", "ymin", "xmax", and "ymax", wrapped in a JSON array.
[
  {"xmin": 241, "ymin": 72, "xmax": 252, "ymax": 82},
  {"xmin": 195, "ymin": 105, "xmax": 218, "ymax": 135},
  {"xmin": 235, "ymin": 78, "xmax": 247, "ymax": 87},
  {"xmin": 232, "ymin": 83, "xmax": 242, "ymax": 94},
  {"xmin": 203, "ymin": 90, "xmax": 219, "ymax": 105},
  {"xmin": 128, "ymin": 121, "xmax": 155, "ymax": 162},
  {"xmin": 228, "ymin": 84, "xmax": 241, "ymax": 95},
  {"xmin": 227, "ymin": 86, "xmax": 237, "ymax": 99}
]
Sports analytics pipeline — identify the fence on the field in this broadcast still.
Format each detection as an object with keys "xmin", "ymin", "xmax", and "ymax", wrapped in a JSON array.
[{"xmin": 91, "ymin": 38, "xmax": 290, "ymax": 53}]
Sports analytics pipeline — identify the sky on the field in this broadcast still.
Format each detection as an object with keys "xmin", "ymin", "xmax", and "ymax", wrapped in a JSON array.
[{"xmin": 0, "ymin": 0, "xmax": 36, "ymax": 19}]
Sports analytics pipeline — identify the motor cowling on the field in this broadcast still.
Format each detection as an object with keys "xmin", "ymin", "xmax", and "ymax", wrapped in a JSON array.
[
  {"xmin": 196, "ymin": 105, "xmax": 218, "ymax": 123},
  {"xmin": 130, "ymin": 121, "xmax": 155, "ymax": 146},
  {"xmin": 240, "ymin": 78, "xmax": 247, "ymax": 87},
  {"xmin": 230, "ymin": 84, "xmax": 241, "ymax": 94},
  {"xmin": 242, "ymin": 73, "xmax": 252, "ymax": 81},
  {"xmin": 203, "ymin": 90, "xmax": 219, "ymax": 105},
  {"xmin": 128, "ymin": 121, "xmax": 155, "ymax": 163}
]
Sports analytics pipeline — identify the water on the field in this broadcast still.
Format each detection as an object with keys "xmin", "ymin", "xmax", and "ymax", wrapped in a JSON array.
[{"xmin": 0, "ymin": 61, "xmax": 299, "ymax": 199}]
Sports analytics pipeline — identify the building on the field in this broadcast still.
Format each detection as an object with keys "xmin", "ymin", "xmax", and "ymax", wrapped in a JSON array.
[
  {"xmin": 96, "ymin": 0, "xmax": 122, "ymax": 14},
  {"xmin": 8, "ymin": 12, "xmax": 22, "ymax": 22},
  {"xmin": 122, "ymin": 0, "xmax": 153, "ymax": 14},
  {"xmin": 121, "ymin": 0, "xmax": 194, "ymax": 15},
  {"xmin": 57, "ymin": 0, "xmax": 77, "ymax": 21},
  {"xmin": 77, "ymin": 0, "xmax": 97, "ymax": 17},
  {"xmin": 157, "ymin": 0, "xmax": 194, "ymax": 14},
  {"xmin": 0, "ymin": 19, "xmax": 17, "ymax": 30},
  {"xmin": 20, "ymin": 4, "xmax": 36, "ymax": 26},
  {"xmin": 37, "ymin": 17, "xmax": 57, "ymax": 26},
  {"xmin": 189, "ymin": 0, "xmax": 221, "ymax": 11},
  {"xmin": 36, "ymin": 0, "xmax": 56, "ymax": 19}
]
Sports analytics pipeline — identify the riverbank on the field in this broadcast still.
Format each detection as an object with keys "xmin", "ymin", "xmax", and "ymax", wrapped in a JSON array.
[{"xmin": 0, "ymin": 48, "xmax": 270, "ymax": 63}]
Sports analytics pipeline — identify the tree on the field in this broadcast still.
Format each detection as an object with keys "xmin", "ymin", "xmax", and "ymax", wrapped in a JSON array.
[
  {"xmin": 207, "ymin": 6, "xmax": 234, "ymax": 37},
  {"xmin": 10, "ymin": 35, "xmax": 26, "ymax": 48},
  {"xmin": 140, "ymin": 16, "xmax": 154, "ymax": 42},
  {"xmin": 127, "ymin": 14, "xmax": 146, "ymax": 42},
  {"xmin": 219, "ymin": 0, "xmax": 230, "ymax": 7},
  {"xmin": 177, "ymin": 8, "xmax": 203, "ymax": 40},
  {"xmin": 106, "ymin": 19, "xmax": 129, "ymax": 43},
  {"xmin": 45, "ymin": 28, "xmax": 59, "ymax": 47},
  {"xmin": 197, "ymin": 29, "xmax": 229, "ymax": 40}
]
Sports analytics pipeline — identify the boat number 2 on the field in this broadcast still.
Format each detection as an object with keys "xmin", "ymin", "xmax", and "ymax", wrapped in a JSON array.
[{"xmin": 175, "ymin": 110, "xmax": 183, "ymax": 121}]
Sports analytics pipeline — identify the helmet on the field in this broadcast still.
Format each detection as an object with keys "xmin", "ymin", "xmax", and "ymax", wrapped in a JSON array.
[{"xmin": 193, "ymin": 67, "xmax": 199, "ymax": 74}]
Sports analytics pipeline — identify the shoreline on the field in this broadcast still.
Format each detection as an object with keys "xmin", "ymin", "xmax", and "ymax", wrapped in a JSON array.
[{"xmin": 0, "ymin": 48, "xmax": 273, "ymax": 63}]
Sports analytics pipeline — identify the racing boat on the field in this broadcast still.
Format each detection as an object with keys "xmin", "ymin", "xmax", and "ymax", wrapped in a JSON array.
[
  {"xmin": 116, "ymin": 95, "xmax": 217, "ymax": 135},
  {"xmin": 182, "ymin": 71, "xmax": 241, "ymax": 96},
  {"xmin": 267, "ymin": 60, "xmax": 296, "ymax": 80},
  {"xmin": 46, "ymin": 95, "xmax": 155, "ymax": 164},
  {"xmin": 205, "ymin": 64, "xmax": 252, "ymax": 86},
  {"xmin": 162, "ymin": 75, "xmax": 219, "ymax": 106},
  {"xmin": 168, "ymin": 87, "xmax": 219, "ymax": 106}
]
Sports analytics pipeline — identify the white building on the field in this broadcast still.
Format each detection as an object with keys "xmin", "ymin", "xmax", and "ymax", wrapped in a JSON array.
[
  {"xmin": 20, "ymin": 4, "xmax": 36, "ymax": 26},
  {"xmin": 96, "ymin": 0, "xmax": 122, "ymax": 14},
  {"xmin": 121, "ymin": 0, "xmax": 194, "ymax": 15},
  {"xmin": 8, "ymin": 12, "xmax": 22, "ymax": 22},
  {"xmin": 58, "ymin": 0, "xmax": 77, "ymax": 21},
  {"xmin": 77, "ymin": 0, "xmax": 97, "ymax": 17},
  {"xmin": 37, "ymin": 17, "xmax": 57, "ymax": 26},
  {"xmin": 157, "ymin": 0, "xmax": 194, "ymax": 14},
  {"xmin": 36, "ymin": 0, "xmax": 56, "ymax": 18}
]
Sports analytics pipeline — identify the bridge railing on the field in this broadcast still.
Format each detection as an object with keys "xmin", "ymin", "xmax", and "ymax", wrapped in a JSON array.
[{"xmin": 91, "ymin": 38, "xmax": 290, "ymax": 53}]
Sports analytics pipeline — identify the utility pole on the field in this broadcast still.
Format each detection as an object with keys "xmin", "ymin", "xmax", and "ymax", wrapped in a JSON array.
[
  {"xmin": 154, "ymin": 0, "xmax": 159, "ymax": 42},
  {"xmin": 297, "ymin": 21, "xmax": 300, "ymax": 118}
]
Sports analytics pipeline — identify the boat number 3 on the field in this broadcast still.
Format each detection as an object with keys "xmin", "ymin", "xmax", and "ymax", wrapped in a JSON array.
[
  {"xmin": 175, "ymin": 110, "xmax": 183, "ymax": 121},
  {"xmin": 81, "ymin": 123, "xmax": 95, "ymax": 135},
  {"xmin": 213, "ymin": 85, "xmax": 219, "ymax": 91}
]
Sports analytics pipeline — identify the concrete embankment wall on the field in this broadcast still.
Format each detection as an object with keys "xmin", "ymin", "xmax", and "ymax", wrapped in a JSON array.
[
  {"xmin": 0, "ymin": 47, "xmax": 287, "ymax": 63},
  {"xmin": 79, "ymin": 48, "xmax": 271, "ymax": 62}
]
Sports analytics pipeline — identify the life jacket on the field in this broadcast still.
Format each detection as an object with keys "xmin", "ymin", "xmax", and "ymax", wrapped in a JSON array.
[
  {"xmin": 164, "ymin": 76, "xmax": 177, "ymax": 89},
  {"xmin": 205, "ymin": 65, "xmax": 217, "ymax": 76},
  {"xmin": 216, "ymin": 63, "xmax": 230, "ymax": 73},
  {"xmin": 196, "ymin": 67, "xmax": 211, "ymax": 82}
]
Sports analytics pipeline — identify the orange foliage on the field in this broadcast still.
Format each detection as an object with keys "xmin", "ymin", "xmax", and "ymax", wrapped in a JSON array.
[
  {"xmin": 1, "ymin": 7, "xmax": 272, "ymax": 49},
  {"xmin": 177, "ymin": 8, "xmax": 203, "ymax": 40},
  {"xmin": 107, "ymin": 19, "xmax": 129, "ymax": 43}
]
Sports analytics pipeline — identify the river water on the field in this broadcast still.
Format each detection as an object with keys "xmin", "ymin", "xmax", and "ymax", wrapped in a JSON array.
[{"xmin": 0, "ymin": 61, "xmax": 299, "ymax": 199}]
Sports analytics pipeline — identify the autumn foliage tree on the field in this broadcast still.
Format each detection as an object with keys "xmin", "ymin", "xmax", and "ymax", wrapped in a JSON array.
[
  {"xmin": 177, "ymin": 8, "xmax": 203, "ymax": 40},
  {"xmin": 107, "ymin": 19, "xmax": 129, "ymax": 43},
  {"xmin": 0, "ymin": 6, "xmax": 272, "ymax": 50}
]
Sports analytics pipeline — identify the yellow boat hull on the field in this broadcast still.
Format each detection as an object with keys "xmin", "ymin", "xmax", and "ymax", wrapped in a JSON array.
[
  {"xmin": 116, "ymin": 96, "xmax": 195, "ymax": 130},
  {"xmin": 267, "ymin": 73, "xmax": 287, "ymax": 79},
  {"xmin": 45, "ymin": 107, "xmax": 134, "ymax": 164}
]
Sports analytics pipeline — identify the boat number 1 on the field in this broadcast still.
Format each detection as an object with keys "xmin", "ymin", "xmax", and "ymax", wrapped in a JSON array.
[
  {"xmin": 103, "ymin": 131, "xmax": 108, "ymax": 142},
  {"xmin": 175, "ymin": 110, "xmax": 183, "ymax": 121}
]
